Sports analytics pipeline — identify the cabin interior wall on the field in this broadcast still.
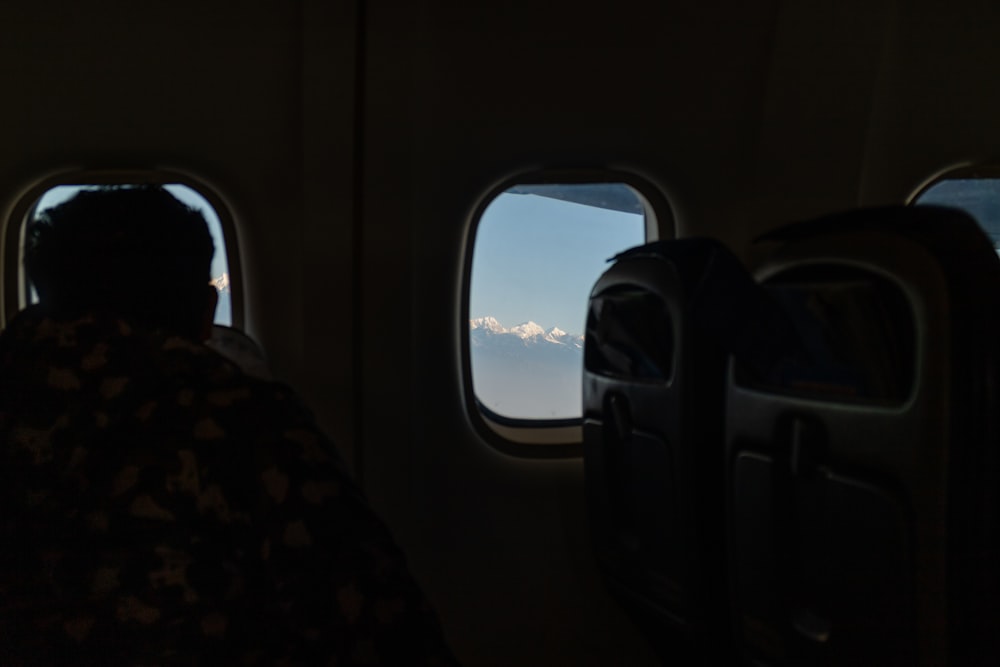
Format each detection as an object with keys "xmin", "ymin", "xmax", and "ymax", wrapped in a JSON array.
[
  {"xmin": 745, "ymin": 0, "xmax": 892, "ymax": 243},
  {"xmin": 860, "ymin": 0, "xmax": 1000, "ymax": 204},
  {"xmin": 3, "ymin": 0, "xmax": 1000, "ymax": 665},
  {"xmin": 359, "ymin": 1, "xmax": 779, "ymax": 663},
  {"xmin": 0, "ymin": 1, "xmax": 302, "ymax": 370},
  {"xmin": 0, "ymin": 1, "xmax": 361, "ymax": 457},
  {"xmin": 359, "ymin": 1, "xmax": 998, "ymax": 663},
  {"xmin": 298, "ymin": 0, "xmax": 360, "ymax": 461}
]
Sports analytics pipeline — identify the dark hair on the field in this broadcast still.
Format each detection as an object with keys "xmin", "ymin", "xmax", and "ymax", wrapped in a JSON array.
[{"xmin": 25, "ymin": 185, "xmax": 215, "ymax": 338}]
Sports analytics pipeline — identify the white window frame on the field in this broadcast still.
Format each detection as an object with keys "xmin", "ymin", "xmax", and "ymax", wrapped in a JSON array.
[
  {"xmin": 4, "ymin": 169, "xmax": 242, "ymax": 329},
  {"xmin": 460, "ymin": 170, "xmax": 672, "ymax": 455}
]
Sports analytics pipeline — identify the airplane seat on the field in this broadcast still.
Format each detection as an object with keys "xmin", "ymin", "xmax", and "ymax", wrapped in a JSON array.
[
  {"xmin": 206, "ymin": 324, "xmax": 272, "ymax": 380},
  {"xmin": 582, "ymin": 238, "xmax": 788, "ymax": 664},
  {"xmin": 727, "ymin": 205, "xmax": 1000, "ymax": 667}
]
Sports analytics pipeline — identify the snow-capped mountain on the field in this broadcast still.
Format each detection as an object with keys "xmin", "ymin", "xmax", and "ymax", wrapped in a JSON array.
[
  {"xmin": 470, "ymin": 316, "xmax": 583, "ymax": 348},
  {"xmin": 469, "ymin": 316, "xmax": 505, "ymax": 334},
  {"xmin": 510, "ymin": 321, "xmax": 545, "ymax": 339},
  {"xmin": 469, "ymin": 316, "xmax": 585, "ymax": 419},
  {"xmin": 210, "ymin": 273, "xmax": 231, "ymax": 293},
  {"xmin": 210, "ymin": 273, "xmax": 233, "ymax": 325}
]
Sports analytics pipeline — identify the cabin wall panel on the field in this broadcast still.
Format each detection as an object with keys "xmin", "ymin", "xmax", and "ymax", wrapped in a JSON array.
[
  {"xmin": 747, "ymin": 0, "xmax": 893, "ymax": 233},
  {"xmin": 0, "ymin": 2, "xmax": 308, "ymax": 370},
  {"xmin": 361, "ymin": 0, "xmax": 780, "ymax": 663},
  {"xmin": 12, "ymin": 0, "xmax": 1000, "ymax": 664},
  {"xmin": 861, "ymin": 0, "xmax": 1000, "ymax": 203},
  {"xmin": 298, "ymin": 0, "xmax": 360, "ymax": 460},
  {"xmin": 0, "ymin": 2, "xmax": 362, "ymax": 457}
]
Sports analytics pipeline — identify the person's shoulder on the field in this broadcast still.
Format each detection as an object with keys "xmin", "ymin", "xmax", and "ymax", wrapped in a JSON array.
[
  {"xmin": 205, "ymin": 324, "xmax": 271, "ymax": 380},
  {"xmin": 163, "ymin": 330, "xmax": 339, "ymax": 458}
]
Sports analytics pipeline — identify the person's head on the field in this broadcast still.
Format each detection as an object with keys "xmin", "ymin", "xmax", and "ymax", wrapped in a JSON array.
[{"xmin": 24, "ymin": 185, "xmax": 217, "ymax": 339}]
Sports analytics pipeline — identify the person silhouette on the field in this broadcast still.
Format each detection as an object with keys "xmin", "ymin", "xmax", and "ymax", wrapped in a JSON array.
[{"xmin": 0, "ymin": 185, "xmax": 458, "ymax": 665}]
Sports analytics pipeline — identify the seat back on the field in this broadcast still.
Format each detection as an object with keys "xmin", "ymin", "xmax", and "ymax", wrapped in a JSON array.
[
  {"xmin": 583, "ymin": 238, "xmax": 781, "ymax": 662},
  {"xmin": 727, "ymin": 206, "xmax": 1000, "ymax": 666}
]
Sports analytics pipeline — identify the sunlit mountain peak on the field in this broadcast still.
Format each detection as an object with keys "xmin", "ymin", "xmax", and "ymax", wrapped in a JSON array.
[
  {"xmin": 211, "ymin": 273, "xmax": 231, "ymax": 293},
  {"xmin": 470, "ymin": 316, "xmax": 506, "ymax": 333},
  {"xmin": 509, "ymin": 321, "xmax": 545, "ymax": 339}
]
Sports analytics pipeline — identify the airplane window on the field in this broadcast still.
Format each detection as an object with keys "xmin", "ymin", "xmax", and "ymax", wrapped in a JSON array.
[
  {"xmin": 469, "ymin": 183, "xmax": 649, "ymax": 423},
  {"xmin": 914, "ymin": 176, "xmax": 1000, "ymax": 254},
  {"xmin": 21, "ymin": 183, "xmax": 235, "ymax": 326}
]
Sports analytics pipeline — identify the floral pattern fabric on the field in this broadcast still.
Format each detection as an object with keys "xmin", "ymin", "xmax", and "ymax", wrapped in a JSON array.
[{"xmin": 0, "ymin": 307, "xmax": 457, "ymax": 666}]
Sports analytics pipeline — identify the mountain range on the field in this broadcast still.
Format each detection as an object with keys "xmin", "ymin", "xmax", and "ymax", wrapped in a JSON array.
[
  {"xmin": 211, "ymin": 273, "xmax": 230, "ymax": 292},
  {"xmin": 469, "ymin": 316, "xmax": 584, "ymax": 420}
]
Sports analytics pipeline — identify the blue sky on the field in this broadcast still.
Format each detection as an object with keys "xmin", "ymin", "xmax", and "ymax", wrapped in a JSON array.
[
  {"xmin": 469, "ymin": 191, "xmax": 645, "ymax": 336},
  {"xmin": 916, "ymin": 178, "xmax": 1000, "ymax": 246}
]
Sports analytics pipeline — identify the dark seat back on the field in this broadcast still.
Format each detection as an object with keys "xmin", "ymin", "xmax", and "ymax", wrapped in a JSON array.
[
  {"xmin": 583, "ymin": 238, "xmax": 780, "ymax": 662},
  {"xmin": 727, "ymin": 205, "xmax": 1000, "ymax": 666}
]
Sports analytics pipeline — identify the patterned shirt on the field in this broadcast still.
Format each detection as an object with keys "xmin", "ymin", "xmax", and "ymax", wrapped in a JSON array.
[{"xmin": 0, "ymin": 306, "xmax": 458, "ymax": 666}]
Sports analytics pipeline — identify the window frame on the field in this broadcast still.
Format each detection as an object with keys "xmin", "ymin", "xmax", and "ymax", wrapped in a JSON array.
[
  {"xmin": 907, "ymin": 163, "xmax": 1000, "ymax": 205},
  {"xmin": 4, "ymin": 169, "xmax": 243, "ymax": 329},
  {"xmin": 460, "ymin": 169, "xmax": 673, "ymax": 456}
]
